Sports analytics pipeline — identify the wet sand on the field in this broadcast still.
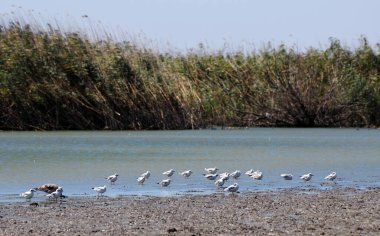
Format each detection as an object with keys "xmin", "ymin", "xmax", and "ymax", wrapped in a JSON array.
[{"xmin": 1, "ymin": 187, "xmax": 379, "ymax": 235}]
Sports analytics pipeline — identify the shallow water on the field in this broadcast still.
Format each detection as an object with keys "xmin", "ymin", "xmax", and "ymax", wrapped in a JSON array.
[{"xmin": 1, "ymin": 128, "xmax": 379, "ymax": 202}]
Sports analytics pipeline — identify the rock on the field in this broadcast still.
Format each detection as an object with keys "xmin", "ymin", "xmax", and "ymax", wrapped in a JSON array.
[{"xmin": 167, "ymin": 228, "xmax": 177, "ymax": 233}]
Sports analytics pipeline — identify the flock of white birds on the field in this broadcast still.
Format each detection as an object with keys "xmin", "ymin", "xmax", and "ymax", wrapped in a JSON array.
[
  {"xmin": 20, "ymin": 185, "xmax": 64, "ymax": 202},
  {"xmin": 19, "ymin": 168, "xmax": 337, "ymax": 201}
]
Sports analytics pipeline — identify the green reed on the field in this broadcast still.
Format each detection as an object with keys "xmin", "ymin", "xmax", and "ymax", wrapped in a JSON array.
[{"xmin": 0, "ymin": 18, "xmax": 379, "ymax": 130}]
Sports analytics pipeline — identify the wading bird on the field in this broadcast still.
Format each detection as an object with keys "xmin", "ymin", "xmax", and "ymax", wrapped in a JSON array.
[
  {"xmin": 163, "ymin": 169, "xmax": 175, "ymax": 177},
  {"xmin": 158, "ymin": 179, "xmax": 171, "ymax": 187},
  {"xmin": 20, "ymin": 189, "xmax": 36, "ymax": 201},
  {"xmin": 204, "ymin": 167, "xmax": 218, "ymax": 174},
  {"xmin": 300, "ymin": 173, "xmax": 313, "ymax": 181},
  {"xmin": 137, "ymin": 176, "xmax": 146, "ymax": 184},
  {"xmin": 324, "ymin": 172, "xmax": 337, "ymax": 181},
  {"xmin": 179, "ymin": 170, "xmax": 193, "ymax": 178},
  {"xmin": 140, "ymin": 171, "xmax": 151, "ymax": 179},
  {"xmin": 224, "ymin": 183, "xmax": 239, "ymax": 193},
  {"xmin": 215, "ymin": 178, "xmax": 226, "ymax": 188},
  {"xmin": 92, "ymin": 185, "xmax": 107, "ymax": 197},
  {"xmin": 46, "ymin": 187, "xmax": 63, "ymax": 202},
  {"xmin": 250, "ymin": 170, "xmax": 263, "ymax": 180},
  {"xmin": 106, "ymin": 173, "xmax": 119, "ymax": 185},
  {"xmin": 280, "ymin": 174, "xmax": 293, "ymax": 180},
  {"xmin": 230, "ymin": 170, "xmax": 241, "ymax": 179},
  {"xmin": 203, "ymin": 173, "xmax": 219, "ymax": 180}
]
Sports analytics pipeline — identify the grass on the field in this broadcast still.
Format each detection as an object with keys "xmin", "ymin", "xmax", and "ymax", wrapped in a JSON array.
[{"xmin": 0, "ymin": 15, "xmax": 379, "ymax": 130}]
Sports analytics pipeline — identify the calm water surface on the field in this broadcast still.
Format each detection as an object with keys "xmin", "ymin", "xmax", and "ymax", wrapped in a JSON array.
[{"xmin": 1, "ymin": 128, "xmax": 379, "ymax": 202}]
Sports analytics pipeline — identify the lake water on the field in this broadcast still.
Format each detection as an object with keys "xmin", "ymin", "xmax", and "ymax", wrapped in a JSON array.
[{"xmin": 1, "ymin": 128, "xmax": 379, "ymax": 202}]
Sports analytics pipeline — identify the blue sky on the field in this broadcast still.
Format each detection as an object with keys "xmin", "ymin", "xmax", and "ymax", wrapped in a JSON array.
[{"xmin": 2, "ymin": 0, "xmax": 380, "ymax": 51}]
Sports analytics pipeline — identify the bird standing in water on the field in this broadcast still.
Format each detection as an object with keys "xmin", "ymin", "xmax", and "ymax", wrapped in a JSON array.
[
  {"xmin": 92, "ymin": 185, "xmax": 107, "ymax": 197},
  {"xmin": 300, "ymin": 173, "xmax": 313, "ymax": 181},
  {"xmin": 106, "ymin": 173, "xmax": 119, "ymax": 185},
  {"xmin": 20, "ymin": 189, "xmax": 36, "ymax": 201}
]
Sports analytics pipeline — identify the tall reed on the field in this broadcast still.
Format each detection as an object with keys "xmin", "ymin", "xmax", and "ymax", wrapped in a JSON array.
[{"xmin": 0, "ymin": 17, "xmax": 379, "ymax": 130}]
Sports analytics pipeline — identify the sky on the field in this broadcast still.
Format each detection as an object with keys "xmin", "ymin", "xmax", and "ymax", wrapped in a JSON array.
[{"xmin": 1, "ymin": 0, "xmax": 380, "ymax": 52}]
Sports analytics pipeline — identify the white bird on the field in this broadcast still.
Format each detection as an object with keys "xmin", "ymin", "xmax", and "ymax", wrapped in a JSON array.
[
  {"xmin": 224, "ymin": 183, "xmax": 239, "ymax": 193},
  {"xmin": 179, "ymin": 170, "xmax": 193, "ymax": 178},
  {"xmin": 203, "ymin": 173, "xmax": 219, "ymax": 180},
  {"xmin": 92, "ymin": 185, "xmax": 107, "ymax": 197},
  {"xmin": 230, "ymin": 170, "xmax": 241, "ymax": 179},
  {"xmin": 137, "ymin": 176, "xmax": 146, "ymax": 184},
  {"xmin": 219, "ymin": 172, "xmax": 230, "ymax": 181},
  {"xmin": 158, "ymin": 179, "xmax": 171, "ymax": 187},
  {"xmin": 300, "ymin": 173, "xmax": 313, "ymax": 181},
  {"xmin": 214, "ymin": 178, "xmax": 226, "ymax": 188},
  {"xmin": 280, "ymin": 173, "xmax": 293, "ymax": 180},
  {"xmin": 245, "ymin": 169, "xmax": 254, "ymax": 176},
  {"xmin": 105, "ymin": 173, "xmax": 119, "ymax": 184},
  {"xmin": 205, "ymin": 167, "xmax": 218, "ymax": 174},
  {"xmin": 324, "ymin": 172, "xmax": 337, "ymax": 181},
  {"xmin": 20, "ymin": 189, "xmax": 36, "ymax": 201},
  {"xmin": 46, "ymin": 187, "xmax": 63, "ymax": 201},
  {"xmin": 140, "ymin": 171, "xmax": 151, "ymax": 179},
  {"xmin": 163, "ymin": 169, "xmax": 175, "ymax": 177},
  {"xmin": 250, "ymin": 170, "xmax": 263, "ymax": 180}
]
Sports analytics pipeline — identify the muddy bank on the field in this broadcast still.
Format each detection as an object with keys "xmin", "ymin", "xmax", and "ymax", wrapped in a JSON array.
[{"xmin": 1, "ymin": 187, "xmax": 379, "ymax": 235}]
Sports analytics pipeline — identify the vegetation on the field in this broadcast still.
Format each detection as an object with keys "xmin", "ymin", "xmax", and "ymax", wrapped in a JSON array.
[{"xmin": 0, "ymin": 20, "xmax": 380, "ymax": 130}]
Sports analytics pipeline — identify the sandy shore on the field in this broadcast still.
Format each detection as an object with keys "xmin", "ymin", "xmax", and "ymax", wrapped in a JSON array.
[{"xmin": 1, "ymin": 187, "xmax": 379, "ymax": 235}]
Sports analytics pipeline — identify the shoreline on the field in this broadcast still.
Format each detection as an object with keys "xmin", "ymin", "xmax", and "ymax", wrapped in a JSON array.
[
  {"xmin": 1, "ymin": 187, "xmax": 379, "ymax": 235},
  {"xmin": 2, "ymin": 183, "xmax": 377, "ymax": 204}
]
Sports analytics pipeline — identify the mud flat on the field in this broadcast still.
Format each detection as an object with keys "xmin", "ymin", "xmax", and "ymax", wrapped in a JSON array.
[{"xmin": 1, "ymin": 187, "xmax": 379, "ymax": 235}]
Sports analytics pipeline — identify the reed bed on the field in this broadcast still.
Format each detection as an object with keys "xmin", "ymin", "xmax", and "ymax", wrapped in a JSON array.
[{"xmin": 0, "ymin": 16, "xmax": 379, "ymax": 130}]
